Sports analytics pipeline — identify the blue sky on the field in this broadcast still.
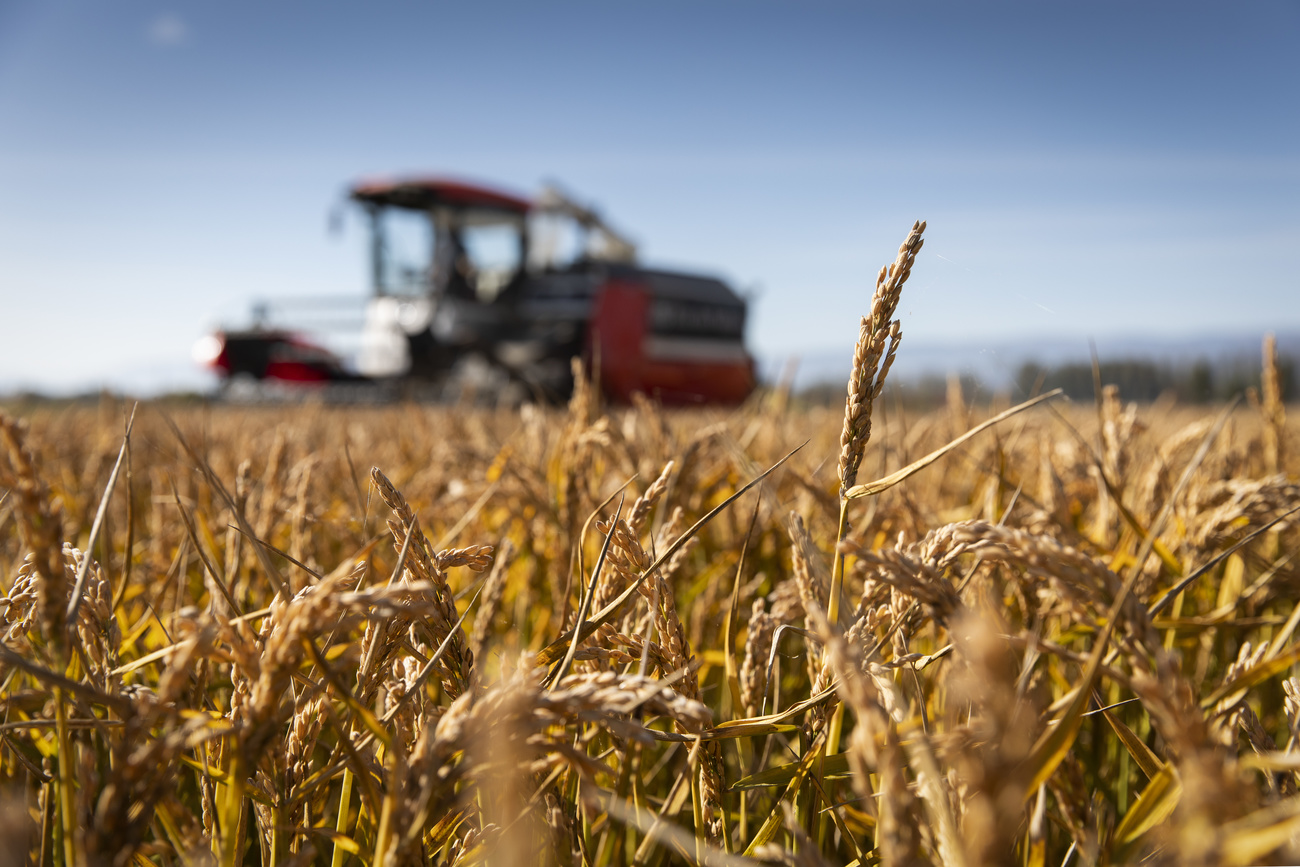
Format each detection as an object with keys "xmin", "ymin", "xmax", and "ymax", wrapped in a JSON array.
[{"xmin": 1, "ymin": 1, "xmax": 1297, "ymax": 393}]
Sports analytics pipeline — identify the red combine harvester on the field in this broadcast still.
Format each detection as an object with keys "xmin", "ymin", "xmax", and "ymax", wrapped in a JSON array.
[{"xmin": 195, "ymin": 177, "xmax": 756, "ymax": 404}]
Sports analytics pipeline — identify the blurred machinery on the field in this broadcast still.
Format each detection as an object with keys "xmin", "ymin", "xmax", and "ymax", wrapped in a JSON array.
[{"xmin": 196, "ymin": 176, "xmax": 756, "ymax": 404}]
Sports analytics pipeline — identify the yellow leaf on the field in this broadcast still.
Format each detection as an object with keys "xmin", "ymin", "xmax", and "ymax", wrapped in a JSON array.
[
  {"xmin": 1215, "ymin": 553, "xmax": 1246, "ymax": 612},
  {"xmin": 485, "ymin": 443, "xmax": 513, "ymax": 483},
  {"xmin": 1202, "ymin": 641, "xmax": 1300, "ymax": 710},
  {"xmin": 1114, "ymin": 763, "xmax": 1181, "ymax": 852},
  {"xmin": 743, "ymin": 738, "xmax": 825, "ymax": 854},
  {"xmin": 1101, "ymin": 707, "xmax": 1163, "ymax": 780},
  {"xmin": 732, "ymin": 752, "xmax": 851, "ymax": 790},
  {"xmin": 1220, "ymin": 796, "xmax": 1300, "ymax": 866}
]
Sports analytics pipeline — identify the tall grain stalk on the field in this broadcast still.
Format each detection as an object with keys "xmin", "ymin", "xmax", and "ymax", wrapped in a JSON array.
[
  {"xmin": 830, "ymin": 219, "xmax": 926, "ymax": 624},
  {"xmin": 814, "ymin": 221, "xmax": 924, "ymax": 851},
  {"xmin": 1262, "ymin": 332, "xmax": 1285, "ymax": 474},
  {"xmin": 0, "ymin": 414, "xmax": 75, "ymax": 865}
]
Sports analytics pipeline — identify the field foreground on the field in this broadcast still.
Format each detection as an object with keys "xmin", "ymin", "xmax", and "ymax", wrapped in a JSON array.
[{"xmin": 0, "ymin": 384, "xmax": 1297, "ymax": 866}]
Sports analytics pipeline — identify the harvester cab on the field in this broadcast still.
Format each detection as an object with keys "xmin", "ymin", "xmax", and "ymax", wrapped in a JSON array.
[{"xmin": 198, "ymin": 177, "xmax": 756, "ymax": 404}]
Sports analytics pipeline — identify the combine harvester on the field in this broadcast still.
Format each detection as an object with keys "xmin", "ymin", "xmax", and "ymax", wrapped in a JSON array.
[{"xmin": 195, "ymin": 177, "xmax": 756, "ymax": 404}]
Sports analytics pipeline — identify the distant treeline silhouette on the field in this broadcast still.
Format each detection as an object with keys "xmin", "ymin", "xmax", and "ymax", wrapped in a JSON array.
[
  {"xmin": 1014, "ymin": 356, "xmax": 1294, "ymax": 403},
  {"xmin": 794, "ymin": 355, "xmax": 1294, "ymax": 407}
]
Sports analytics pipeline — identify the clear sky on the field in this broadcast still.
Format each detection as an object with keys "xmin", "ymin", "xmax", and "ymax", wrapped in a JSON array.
[{"xmin": 1, "ymin": 1, "xmax": 1297, "ymax": 393}]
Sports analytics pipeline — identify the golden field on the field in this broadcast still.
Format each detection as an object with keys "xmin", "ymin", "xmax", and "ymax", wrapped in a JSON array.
[{"xmin": 2, "ymin": 226, "xmax": 1298, "ymax": 866}]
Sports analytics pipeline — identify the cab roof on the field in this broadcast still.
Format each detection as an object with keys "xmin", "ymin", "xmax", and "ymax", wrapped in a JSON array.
[{"xmin": 350, "ymin": 176, "xmax": 532, "ymax": 214}]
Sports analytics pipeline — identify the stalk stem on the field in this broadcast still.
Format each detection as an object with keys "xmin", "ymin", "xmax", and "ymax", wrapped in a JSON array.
[
  {"xmin": 828, "ymin": 500, "xmax": 850, "ymax": 626},
  {"xmin": 53, "ymin": 686, "xmax": 76, "ymax": 867},
  {"xmin": 218, "ymin": 753, "xmax": 246, "ymax": 867},
  {"xmin": 269, "ymin": 802, "xmax": 284, "ymax": 867},
  {"xmin": 331, "ymin": 769, "xmax": 354, "ymax": 867}
]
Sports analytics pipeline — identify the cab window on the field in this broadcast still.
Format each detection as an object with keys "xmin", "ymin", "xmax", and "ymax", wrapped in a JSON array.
[
  {"xmin": 462, "ymin": 222, "xmax": 523, "ymax": 301},
  {"xmin": 376, "ymin": 208, "xmax": 433, "ymax": 296}
]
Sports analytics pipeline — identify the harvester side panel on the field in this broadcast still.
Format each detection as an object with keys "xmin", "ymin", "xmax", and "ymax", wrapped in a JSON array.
[
  {"xmin": 588, "ymin": 281, "xmax": 650, "ymax": 401},
  {"xmin": 588, "ymin": 277, "xmax": 755, "ymax": 405}
]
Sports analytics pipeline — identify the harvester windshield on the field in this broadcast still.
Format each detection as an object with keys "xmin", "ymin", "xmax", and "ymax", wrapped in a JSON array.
[
  {"xmin": 459, "ymin": 222, "xmax": 524, "ymax": 302},
  {"xmin": 352, "ymin": 177, "xmax": 532, "ymax": 303},
  {"xmin": 372, "ymin": 208, "xmax": 432, "ymax": 296}
]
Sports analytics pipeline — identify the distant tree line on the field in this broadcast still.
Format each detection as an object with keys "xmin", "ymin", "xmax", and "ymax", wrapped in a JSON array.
[
  {"xmin": 793, "ymin": 355, "xmax": 1294, "ymax": 408},
  {"xmin": 1014, "ymin": 356, "xmax": 1294, "ymax": 404}
]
